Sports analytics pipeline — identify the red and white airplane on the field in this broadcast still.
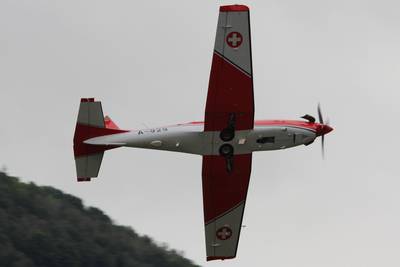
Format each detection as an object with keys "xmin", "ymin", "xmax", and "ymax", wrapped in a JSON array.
[{"xmin": 73, "ymin": 4, "xmax": 333, "ymax": 261}]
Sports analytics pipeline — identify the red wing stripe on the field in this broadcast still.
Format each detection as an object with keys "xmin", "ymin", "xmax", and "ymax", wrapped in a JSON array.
[
  {"xmin": 204, "ymin": 52, "xmax": 254, "ymax": 131},
  {"xmin": 202, "ymin": 154, "xmax": 252, "ymax": 223}
]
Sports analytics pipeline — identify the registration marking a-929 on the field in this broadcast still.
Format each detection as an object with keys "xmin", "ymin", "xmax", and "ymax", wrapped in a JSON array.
[{"xmin": 137, "ymin": 128, "xmax": 168, "ymax": 135}]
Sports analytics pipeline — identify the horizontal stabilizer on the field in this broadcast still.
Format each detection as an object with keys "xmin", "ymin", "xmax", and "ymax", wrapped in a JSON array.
[
  {"xmin": 76, "ymin": 153, "xmax": 104, "ymax": 181},
  {"xmin": 73, "ymin": 98, "xmax": 128, "ymax": 182}
]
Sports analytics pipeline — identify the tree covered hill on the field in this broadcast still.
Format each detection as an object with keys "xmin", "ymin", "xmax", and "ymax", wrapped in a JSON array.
[{"xmin": 0, "ymin": 172, "xmax": 200, "ymax": 267}]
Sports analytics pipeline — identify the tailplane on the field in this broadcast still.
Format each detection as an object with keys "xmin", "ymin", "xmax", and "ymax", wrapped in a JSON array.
[{"xmin": 73, "ymin": 98, "xmax": 127, "ymax": 182}]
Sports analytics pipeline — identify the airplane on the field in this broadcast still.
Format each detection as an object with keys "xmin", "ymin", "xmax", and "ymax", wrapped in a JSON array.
[{"xmin": 73, "ymin": 4, "xmax": 333, "ymax": 261}]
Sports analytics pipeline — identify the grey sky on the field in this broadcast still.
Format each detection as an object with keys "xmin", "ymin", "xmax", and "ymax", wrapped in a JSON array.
[{"xmin": 1, "ymin": 0, "xmax": 400, "ymax": 266}]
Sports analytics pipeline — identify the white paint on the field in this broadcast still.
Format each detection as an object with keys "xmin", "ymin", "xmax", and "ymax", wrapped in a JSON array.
[
  {"xmin": 150, "ymin": 140, "xmax": 162, "ymax": 147},
  {"xmin": 84, "ymin": 123, "xmax": 317, "ymax": 156},
  {"xmin": 214, "ymin": 10, "xmax": 252, "ymax": 74}
]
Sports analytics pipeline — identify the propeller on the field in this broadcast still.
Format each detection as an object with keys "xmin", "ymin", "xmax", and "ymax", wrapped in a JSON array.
[
  {"xmin": 317, "ymin": 103, "xmax": 333, "ymax": 159},
  {"xmin": 301, "ymin": 104, "xmax": 333, "ymax": 157},
  {"xmin": 317, "ymin": 103, "xmax": 324, "ymax": 124}
]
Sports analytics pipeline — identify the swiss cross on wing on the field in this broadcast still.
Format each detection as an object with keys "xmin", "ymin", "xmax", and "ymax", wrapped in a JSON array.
[
  {"xmin": 226, "ymin": 32, "xmax": 243, "ymax": 48},
  {"xmin": 216, "ymin": 226, "xmax": 233, "ymax": 240}
]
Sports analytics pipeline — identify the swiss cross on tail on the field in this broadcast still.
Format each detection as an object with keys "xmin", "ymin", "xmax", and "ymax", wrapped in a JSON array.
[{"xmin": 203, "ymin": 4, "xmax": 254, "ymax": 261}]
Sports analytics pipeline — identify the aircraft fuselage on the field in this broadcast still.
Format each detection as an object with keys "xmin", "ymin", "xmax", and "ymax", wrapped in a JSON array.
[{"xmin": 84, "ymin": 120, "xmax": 332, "ymax": 155}]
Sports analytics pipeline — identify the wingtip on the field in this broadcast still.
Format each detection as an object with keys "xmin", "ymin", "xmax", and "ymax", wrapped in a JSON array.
[
  {"xmin": 220, "ymin": 5, "xmax": 249, "ymax": 12},
  {"xmin": 80, "ymin": 98, "xmax": 95, "ymax": 102},
  {"xmin": 207, "ymin": 256, "xmax": 235, "ymax": 261},
  {"xmin": 77, "ymin": 177, "xmax": 91, "ymax": 182}
]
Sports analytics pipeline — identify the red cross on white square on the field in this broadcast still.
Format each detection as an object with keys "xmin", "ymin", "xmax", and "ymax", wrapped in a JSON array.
[{"xmin": 226, "ymin": 32, "xmax": 243, "ymax": 48}]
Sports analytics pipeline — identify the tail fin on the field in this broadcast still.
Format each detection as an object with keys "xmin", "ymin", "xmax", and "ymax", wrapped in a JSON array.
[
  {"xmin": 73, "ymin": 98, "xmax": 127, "ymax": 182},
  {"xmin": 104, "ymin": 116, "xmax": 121, "ymax": 130}
]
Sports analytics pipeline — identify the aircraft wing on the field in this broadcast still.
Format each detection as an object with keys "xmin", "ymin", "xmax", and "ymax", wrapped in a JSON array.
[{"xmin": 202, "ymin": 5, "xmax": 254, "ymax": 261}]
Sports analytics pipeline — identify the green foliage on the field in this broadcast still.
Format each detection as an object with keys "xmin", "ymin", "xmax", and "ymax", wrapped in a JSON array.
[{"xmin": 0, "ymin": 172, "xmax": 200, "ymax": 267}]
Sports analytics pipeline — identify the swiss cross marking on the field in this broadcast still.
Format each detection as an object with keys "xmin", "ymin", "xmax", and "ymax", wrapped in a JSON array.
[
  {"xmin": 226, "ymin": 32, "xmax": 243, "ymax": 48},
  {"xmin": 216, "ymin": 226, "xmax": 233, "ymax": 240}
]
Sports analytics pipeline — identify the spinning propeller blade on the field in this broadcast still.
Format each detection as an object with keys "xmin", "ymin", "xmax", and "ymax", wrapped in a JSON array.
[
  {"xmin": 318, "ymin": 103, "xmax": 324, "ymax": 124},
  {"xmin": 317, "ymin": 103, "xmax": 331, "ymax": 159}
]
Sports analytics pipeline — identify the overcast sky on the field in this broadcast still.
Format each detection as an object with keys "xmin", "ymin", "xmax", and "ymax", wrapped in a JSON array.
[{"xmin": 1, "ymin": 0, "xmax": 400, "ymax": 266}]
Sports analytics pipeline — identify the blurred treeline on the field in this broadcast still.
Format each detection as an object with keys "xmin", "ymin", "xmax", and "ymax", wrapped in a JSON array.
[{"xmin": 0, "ymin": 172, "xmax": 200, "ymax": 267}]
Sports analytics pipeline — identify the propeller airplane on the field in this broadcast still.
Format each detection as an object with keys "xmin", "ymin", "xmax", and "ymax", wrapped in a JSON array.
[{"xmin": 73, "ymin": 4, "xmax": 333, "ymax": 261}]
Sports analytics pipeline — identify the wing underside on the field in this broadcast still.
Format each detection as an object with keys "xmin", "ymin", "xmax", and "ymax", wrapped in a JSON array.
[
  {"xmin": 202, "ymin": 4, "xmax": 254, "ymax": 261},
  {"xmin": 202, "ymin": 154, "xmax": 252, "ymax": 260}
]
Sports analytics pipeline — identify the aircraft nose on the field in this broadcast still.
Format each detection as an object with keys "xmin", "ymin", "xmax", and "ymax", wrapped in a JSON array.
[
  {"xmin": 323, "ymin": 125, "xmax": 333, "ymax": 135},
  {"xmin": 316, "ymin": 124, "xmax": 333, "ymax": 136}
]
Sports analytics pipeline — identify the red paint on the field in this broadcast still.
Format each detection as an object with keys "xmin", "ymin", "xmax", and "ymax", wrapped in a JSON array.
[
  {"xmin": 202, "ymin": 154, "xmax": 252, "ymax": 223},
  {"xmin": 187, "ymin": 121, "xmax": 203, "ymax": 125},
  {"xmin": 226, "ymin": 32, "xmax": 243, "ymax": 48},
  {"xmin": 80, "ymin": 98, "xmax": 95, "ymax": 102},
  {"xmin": 256, "ymin": 120, "xmax": 335, "ymax": 136},
  {"xmin": 182, "ymin": 119, "xmax": 334, "ymax": 134},
  {"xmin": 207, "ymin": 256, "xmax": 235, "ymax": 261},
  {"xmin": 317, "ymin": 124, "xmax": 333, "ymax": 136},
  {"xmin": 255, "ymin": 120, "xmax": 318, "ymax": 131},
  {"xmin": 104, "ymin": 116, "xmax": 120, "ymax": 130},
  {"xmin": 73, "ymin": 123, "xmax": 128, "ymax": 157},
  {"xmin": 220, "ymin": 5, "xmax": 249, "ymax": 12},
  {"xmin": 204, "ymin": 52, "xmax": 254, "ymax": 131}
]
